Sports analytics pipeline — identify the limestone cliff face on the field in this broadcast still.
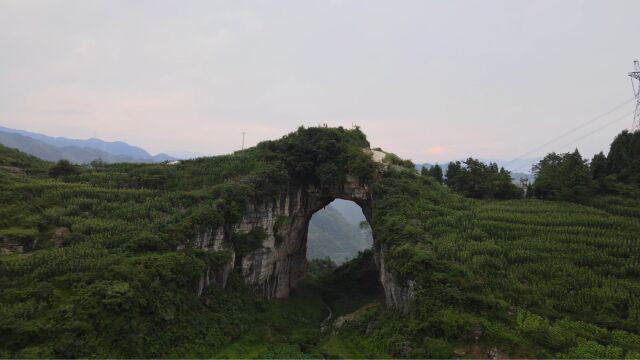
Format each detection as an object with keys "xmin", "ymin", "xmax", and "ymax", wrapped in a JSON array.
[
  {"xmin": 375, "ymin": 243, "xmax": 416, "ymax": 313},
  {"xmin": 195, "ymin": 163, "xmax": 415, "ymax": 312},
  {"xmin": 193, "ymin": 227, "xmax": 234, "ymax": 297},
  {"xmin": 232, "ymin": 175, "xmax": 373, "ymax": 299}
]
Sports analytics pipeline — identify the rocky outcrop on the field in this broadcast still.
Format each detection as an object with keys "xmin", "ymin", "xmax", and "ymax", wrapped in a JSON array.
[
  {"xmin": 232, "ymin": 175, "xmax": 372, "ymax": 299},
  {"xmin": 194, "ymin": 228, "xmax": 235, "ymax": 296},
  {"xmin": 52, "ymin": 227, "xmax": 71, "ymax": 248},
  {"xmin": 375, "ymin": 243, "xmax": 416, "ymax": 313},
  {"xmin": 194, "ymin": 155, "xmax": 415, "ymax": 312},
  {"xmin": 332, "ymin": 303, "xmax": 380, "ymax": 331}
]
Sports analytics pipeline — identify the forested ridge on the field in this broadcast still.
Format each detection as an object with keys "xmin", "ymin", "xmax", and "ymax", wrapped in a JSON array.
[{"xmin": 1, "ymin": 127, "xmax": 639, "ymax": 358}]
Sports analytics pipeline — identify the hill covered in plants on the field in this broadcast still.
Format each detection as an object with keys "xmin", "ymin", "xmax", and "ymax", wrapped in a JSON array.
[{"xmin": 0, "ymin": 127, "xmax": 639, "ymax": 358}]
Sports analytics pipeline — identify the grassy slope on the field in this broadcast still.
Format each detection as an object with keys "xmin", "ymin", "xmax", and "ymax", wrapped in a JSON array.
[
  {"xmin": 0, "ymin": 127, "xmax": 378, "ymax": 358},
  {"xmin": 365, "ymin": 169, "xmax": 640, "ymax": 358},
  {"xmin": 0, "ymin": 143, "xmax": 49, "ymax": 176}
]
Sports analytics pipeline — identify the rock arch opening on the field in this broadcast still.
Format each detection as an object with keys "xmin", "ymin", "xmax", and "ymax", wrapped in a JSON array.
[
  {"xmin": 307, "ymin": 199, "xmax": 373, "ymax": 266},
  {"xmin": 203, "ymin": 171, "xmax": 414, "ymax": 311},
  {"xmin": 303, "ymin": 198, "xmax": 384, "ymax": 317}
]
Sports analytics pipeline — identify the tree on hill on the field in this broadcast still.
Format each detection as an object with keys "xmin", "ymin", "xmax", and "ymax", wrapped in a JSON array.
[
  {"xmin": 430, "ymin": 164, "xmax": 444, "ymax": 184},
  {"xmin": 606, "ymin": 130, "xmax": 640, "ymax": 185},
  {"xmin": 263, "ymin": 126, "xmax": 375, "ymax": 187},
  {"xmin": 48, "ymin": 159, "xmax": 80, "ymax": 178},
  {"xmin": 590, "ymin": 151, "xmax": 607, "ymax": 180},
  {"xmin": 529, "ymin": 130, "xmax": 640, "ymax": 203},
  {"xmin": 526, "ymin": 183, "xmax": 534, "ymax": 199},
  {"xmin": 532, "ymin": 150, "xmax": 592, "ymax": 202},
  {"xmin": 445, "ymin": 161, "xmax": 462, "ymax": 189},
  {"xmin": 421, "ymin": 164, "xmax": 444, "ymax": 184},
  {"xmin": 444, "ymin": 158, "xmax": 522, "ymax": 199}
]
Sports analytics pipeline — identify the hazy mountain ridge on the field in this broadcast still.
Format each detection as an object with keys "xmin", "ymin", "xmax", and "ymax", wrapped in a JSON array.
[
  {"xmin": 307, "ymin": 203, "xmax": 373, "ymax": 265},
  {"xmin": 0, "ymin": 126, "xmax": 177, "ymax": 164},
  {"xmin": 329, "ymin": 198, "xmax": 369, "ymax": 225},
  {"xmin": 0, "ymin": 132, "xmax": 140, "ymax": 164}
]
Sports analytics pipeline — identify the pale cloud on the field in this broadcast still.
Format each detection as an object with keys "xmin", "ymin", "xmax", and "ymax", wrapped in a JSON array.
[
  {"xmin": 1, "ymin": 0, "xmax": 639, "ymax": 164},
  {"xmin": 426, "ymin": 147, "xmax": 448, "ymax": 155}
]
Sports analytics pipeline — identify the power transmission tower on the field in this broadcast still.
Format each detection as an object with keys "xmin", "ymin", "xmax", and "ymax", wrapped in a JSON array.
[{"xmin": 630, "ymin": 60, "xmax": 640, "ymax": 131}]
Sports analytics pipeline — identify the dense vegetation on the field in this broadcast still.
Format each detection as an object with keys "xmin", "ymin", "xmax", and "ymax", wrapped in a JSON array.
[
  {"xmin": 365, "ymin": 168, "xmax": 640, "ymax": 358},
  {"xmin": 0, "ymin": 143, "xmax": 49, "ymax": 176},
  {"xmin": 532, "ymin": 130, "xmax": 640, "ymax": 208},
  {"xmin": 421, "ymin": 163, "xmax": 444, "ymax": 184},
  {"xmin": 444, "ymin": 158, "xmax": 522, "ymax": 199},
  {"xmin": 0, "ymin": 126, "xmax": 380, "ymax": 357},
  {"xmin": 1, "ymin": 128, "xmax": 639, "ymax": 358}
]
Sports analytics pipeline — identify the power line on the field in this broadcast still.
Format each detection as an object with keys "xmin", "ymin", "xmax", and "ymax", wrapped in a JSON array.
[
  {"xmin": 502, "ymin": 97, "xmax": 635, "ymax": 169},
  {"xmin": 511, "ymin": 110, "xmax": 635, "ymax": 173},
  {"xmin": 555, "ymin": 110, "xmax": 635, "ymax": 153}
]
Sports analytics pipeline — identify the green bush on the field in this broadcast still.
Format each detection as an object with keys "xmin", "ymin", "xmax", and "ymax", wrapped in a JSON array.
[
  {"xmin": 421, "ymin": 337, "xmax": 453, "ymax": 358},
  {"xmin": 48, "ymin": 159, "xmax": 80, "ymax": 178}
]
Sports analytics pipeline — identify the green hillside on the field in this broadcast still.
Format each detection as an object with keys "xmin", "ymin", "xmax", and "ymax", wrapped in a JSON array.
[
  {"xmin": 0, "ymin": 127, "xmax": 639, "ymax": 358},
  {"xmin": 367, "ymin": 172, "xmax": 640, "ymax": 358},
  {"xmin": 0, "ymin": 143, "xmax": 49, "ymax": 175}
]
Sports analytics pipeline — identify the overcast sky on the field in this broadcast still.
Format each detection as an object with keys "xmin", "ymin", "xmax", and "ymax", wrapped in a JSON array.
[{"xmin": 1, "ymin": 0, "xmax": 638, "ymax": 165}]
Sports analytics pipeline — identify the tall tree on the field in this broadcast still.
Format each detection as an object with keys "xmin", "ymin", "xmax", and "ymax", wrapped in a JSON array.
[
  {"xmin": 532, "ymin": 150, "xmax": 592, "ymax": 202},
  {"xmin": 445, "ymin": 161, "xmax": 462, "ymax": 191},
  {"xmin": 430, "ymin": 164, "xmax": 444, "ymax": 184},
  {"xmin": 590, "ymin": 152, "xmax": 607, "ymax": 180},
  {"xmin": 606, "ymin": 130, "xmax": 633, "ymax": 175},
  {"xmin": 606, "ymin": 130, "xmax": 640, "ymax": 184},
  {"xmin": 526, "ymin": 183, "xmax": 534, "ymax": 199}
]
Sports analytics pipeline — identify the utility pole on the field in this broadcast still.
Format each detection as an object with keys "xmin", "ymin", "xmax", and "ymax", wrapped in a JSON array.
[
  {"xmin": 241, "ymin": 132, "xmax": 245, "ymax": 151},
  {"xmin": 630, "ymin": 60, "xmax": 640, "ymax": 131}
]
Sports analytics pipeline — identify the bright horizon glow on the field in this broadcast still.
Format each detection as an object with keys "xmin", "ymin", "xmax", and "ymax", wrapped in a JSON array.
[{"xmin": 1, "ymin": 0, "xmax": 638, "ymax": 164}]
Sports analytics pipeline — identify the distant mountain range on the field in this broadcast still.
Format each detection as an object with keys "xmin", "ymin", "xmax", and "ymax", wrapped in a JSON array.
[
  {"xmin": 0, "ymin": 126, "xmax": 177, "ymax": 164},
  {"xmin": 329, "ymin": 199, "xmax": 369, "ymax": 225}
]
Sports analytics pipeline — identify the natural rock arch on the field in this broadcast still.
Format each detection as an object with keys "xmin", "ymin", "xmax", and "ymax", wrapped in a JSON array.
[{"xmin": 195, "ymin": 153, "xmax": 415, "ymax": 312}]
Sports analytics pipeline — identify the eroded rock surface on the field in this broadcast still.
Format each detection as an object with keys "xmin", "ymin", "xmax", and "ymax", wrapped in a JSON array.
[
  {"xmin": 375, "ymin": 243, "xmax": 416, "ymax": 313},
  {"xmin": 194, "ymin": 151, "xmax": 415, "ymax": 311}
]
